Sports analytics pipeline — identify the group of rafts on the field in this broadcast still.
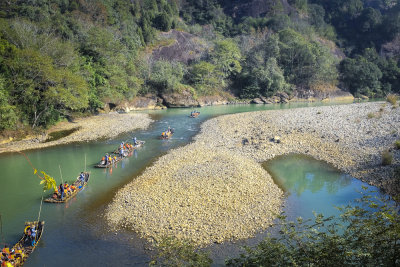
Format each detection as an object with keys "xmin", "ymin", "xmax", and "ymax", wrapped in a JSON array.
[
  {"xmin": 1, "ymin": 171, "xmax": 90, "ymax": 267},
  {"xmin": 95, "ymin": 139, "xmax": 145, "ymax": 168},
  {"xmin": 2, "ymin": 111, "xmax": 198, "ymax": 266}
]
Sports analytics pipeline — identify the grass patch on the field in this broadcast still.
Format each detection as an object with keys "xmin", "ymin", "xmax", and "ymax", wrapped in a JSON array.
[
  {"xmin": 395, "ymin": 140, "xmax": 400, "ymax": 149},
  {"xmin": 44, "ymin": 127, "xmax": 80, "ymax": 143},
  {"xmin": 382, "ymin": 150, "xmax": 393, "ymax": 166},
  {"xmin": 387, "ymin": 94, "xmax": 398, "ymax": 106}
]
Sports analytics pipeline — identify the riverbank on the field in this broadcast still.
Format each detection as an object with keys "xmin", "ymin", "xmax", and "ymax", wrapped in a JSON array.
[
  {"xmin": 106, "ymin": 101, "xmax": 399, "ymax": 248},
  {"xmin": 0, "ymin": 113, "xmax": 153, "ymax": 154}
]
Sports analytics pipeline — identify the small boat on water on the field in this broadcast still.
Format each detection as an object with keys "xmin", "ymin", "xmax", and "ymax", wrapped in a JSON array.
[
  {"xmin": 190, "ymin": 111, "xmax": 200, "ymax": 118},
  {"xmin": 160, "ymin": 129, "xmax": 174, "ymax": 139},
  {"xmin": 133, "ymin": 140, "xmax": 145, "ymax": 148},
  {"xmin": 4, "ymin": 221, "xmax": 45, "ymax": 267},
  {"xmin": 44, "ymin": 172, "xmax": 90, "ymax": 203},
  {"xmin": 95, "ymin": 154, "xmax": 124, "ymax": 168},
  {"xmin": 112, "ymin": 141, "xmax": 145, "ymax": 154}
]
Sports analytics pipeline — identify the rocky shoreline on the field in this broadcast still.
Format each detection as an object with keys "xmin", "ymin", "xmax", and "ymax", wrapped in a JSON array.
[
  {"xmin": 106, "ymin": 101, "xmax": 400, "ymax": 248},
  {"xmin": 0, "ymin": 113, "xmax": 153, "ymax": 154}
]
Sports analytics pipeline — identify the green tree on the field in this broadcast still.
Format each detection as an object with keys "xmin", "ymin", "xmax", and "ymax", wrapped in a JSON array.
[
  {"xmin": 340, "ymin": 55, "xmax": 383, "ymax": 97},
  {"xmin": 154, "ymin": 11, "xmax": 172, "ymax": 31},
  {"xmin": 149, "ymin": 60, "xmax": 185, "ymax": 93},
  {"xmin": 6, "ymin": 48, "xmax": 88, "ymax": 128},
  {"xmin": 189, "ymin": 61, "xmax": 222, "ymax": 95},
  {"xmin": 0, "ymin": 76, "xmax": 17, "ymax": 130},
  {"xmin": 211, "ymin": 39, "xmax": 242, "ymax": 79},
  {"xmin": 278, "ymin": 28, "xmax": 338, "ymax": 89}
]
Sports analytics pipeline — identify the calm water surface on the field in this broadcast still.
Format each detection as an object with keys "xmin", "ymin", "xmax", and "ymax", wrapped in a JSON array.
[{"xmin": 0, "ymin": 101, "xmax": 378, "ymax": 266}]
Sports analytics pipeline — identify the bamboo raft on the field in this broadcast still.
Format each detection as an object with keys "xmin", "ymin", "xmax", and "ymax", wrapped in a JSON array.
[
  {"xmin": 94, "ymin": 155, "xmax": 125, "ymax": 168},
  {"xmin": 160, "ymin": 130, "xmax": 174, "ymax": 139},
  {"xmin": 44, "ymin": 172, "xmax": 90, "ymax": 203},
  {"xmin": 190, "ymin": 111, "xmax": 200, "ymax": 118},
  {"xmin": 96, "ymin": 142, "xmax": 142, "ymax": 168},
  {"xmin": 111, "ymin": 141, "xmax": 145, "ymax": 154},
  {"xmin": 6, "ymin": 221, "xmax": 45, "ymax": 267}
]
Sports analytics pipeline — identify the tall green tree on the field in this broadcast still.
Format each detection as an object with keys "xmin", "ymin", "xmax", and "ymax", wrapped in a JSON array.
[
  {"xmin": 211, "ymin": 39, "xmax": 242, "ymax": 79},
  {"xmin": 5, "ymin": 48, "xmax": 88, "ymax": 128},
  {"xmin": 340, "ymin": 55, "xmax": 383, "ymax": 97},
  {"xmin": 0, "ymin": 76, "xmax": 17, "ymax": 130}
]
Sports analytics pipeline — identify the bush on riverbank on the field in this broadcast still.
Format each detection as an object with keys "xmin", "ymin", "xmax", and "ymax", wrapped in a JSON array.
[
  {"xmin": 395, "ymin": 140, "xmax": 400, "ymax": 149},
  {"xmin": 387, "ymin": 94, "xmax": 398, "ymax": 107},
  {"xmin": 382, "ymin": 150, "xmax": 393, "ymax": 166}
]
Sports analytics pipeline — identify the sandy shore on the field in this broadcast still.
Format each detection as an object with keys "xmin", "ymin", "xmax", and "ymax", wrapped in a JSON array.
[
  {"xmin": 0, "ymin": 113, "xmax": 153, "ymax": 154},
  {"xmin": 106, "ymin": 101, "xmax": 400, "ymax": 247}
]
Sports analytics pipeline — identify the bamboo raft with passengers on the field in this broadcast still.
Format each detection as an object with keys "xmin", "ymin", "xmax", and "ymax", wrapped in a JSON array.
[
  {"xmin": 160, "ymin": 128, "xmax": 174, "ymax": 139},
  {"xmin": 44, "ymin": 172, "xmax": 90, "ymax": 203},
  {"xmin": 0, "ymin": 221, "xmax": 44, "ymax": 267},
  {"xmin": 95, "ymin": 141, "xmax": 143, "ymax": 168},
  {"xmin": 189, "ymin": 111, "xmax": 200, "ymax": 118}
]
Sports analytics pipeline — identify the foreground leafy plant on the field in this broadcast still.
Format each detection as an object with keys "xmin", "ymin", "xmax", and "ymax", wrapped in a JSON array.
[
  {"xmin": 19, "ymin": 151, "xmax": 57, "ymax": 192},
  {"xmin": 226, "ymin": 188, "xmax": 400, "ymax": 266}
]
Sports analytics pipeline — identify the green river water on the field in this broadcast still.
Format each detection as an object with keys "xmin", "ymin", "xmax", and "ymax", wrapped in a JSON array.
[{"xmin": 0, "ymin": 102, "xmax": 378, "ymax": 266}]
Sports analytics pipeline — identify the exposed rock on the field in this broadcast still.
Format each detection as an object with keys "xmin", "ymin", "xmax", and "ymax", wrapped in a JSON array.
[
  {"xmin": 251, "ymin": 98, "xmax": 264, "ymax": 104},
  {"xmin": 152, "ymin": 30, "xmax": 208, "ymax": 64},
  {"xmin": 291, "ymin": 88, "xmax": 354, "ymax": 102},
  {"xmin": 260, "ymin": 96, "xmax": 272, "ymax": 104},
  {"xmin": 117, "ymin": 95, "xmax": 165, "ymax": 112},
  {"xmin": 161, "ymin": 90, "xmax": 200, "ymax": 107},
  {"xmin": 197, "ymin": 95, "xmax": 230, "ymax": 106}
]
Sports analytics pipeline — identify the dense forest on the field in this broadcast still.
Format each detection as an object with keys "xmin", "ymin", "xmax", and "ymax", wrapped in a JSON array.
[{"xmin": 0, "ymin": 0, "xmax": 399, "ymax": 132}]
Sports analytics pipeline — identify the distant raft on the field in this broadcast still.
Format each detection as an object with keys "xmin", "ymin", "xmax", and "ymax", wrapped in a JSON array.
[
  {"xmin": 44, "ymin": 172, "xmax": 90, "ymax": 203},
  {"xmin": 190, "ymin": 111, "xmax": 200, "ymax": 118},
  {"xmin": 8, "ymin": 221, "xmax": 45, "ymax": 267}
]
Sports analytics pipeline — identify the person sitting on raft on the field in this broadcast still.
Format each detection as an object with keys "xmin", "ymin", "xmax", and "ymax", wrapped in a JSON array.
[
  {"xmin": 64, "ymin": 183, "xmax": 71, "ymax": 195},
  {"xmin": 52, "ymin": 187, "xmax": 59, "ymax": 199}
]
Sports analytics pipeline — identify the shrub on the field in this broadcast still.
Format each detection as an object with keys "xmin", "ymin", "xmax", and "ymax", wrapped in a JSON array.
[
  {"xmin": 382, "ymin": 150, "xmax": 393, "ymax": 165},
  {"xmin": 387, "ymin": 94, "xmax": 398, "ymax": 106},
  {"xmin": 395, "ymin": 140, "xmax": 400, "ymax": 149},
  {"xmin": 226, "ymin": 190, "xmax": 400, "ymax": 266}
]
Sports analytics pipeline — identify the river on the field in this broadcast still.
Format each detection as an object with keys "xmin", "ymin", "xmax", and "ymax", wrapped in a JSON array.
[{"xmin": 0, "ymin": 101, "xmax": 377, "ymax": 266}]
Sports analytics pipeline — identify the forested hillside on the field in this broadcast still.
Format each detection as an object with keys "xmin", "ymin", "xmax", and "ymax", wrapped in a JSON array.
[{"xmin": 0, "ymin": 0, "xmax": 399, "ymax": 132}]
